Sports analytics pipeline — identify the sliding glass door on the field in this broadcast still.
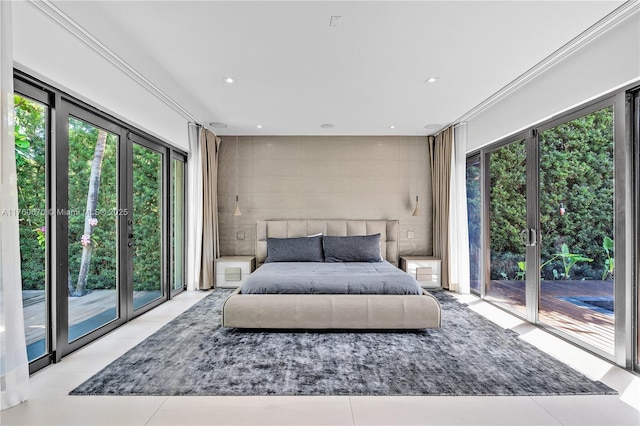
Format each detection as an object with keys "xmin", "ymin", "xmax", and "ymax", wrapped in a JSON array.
[
  {"xmin": 171, "ymin": 156, "xmax": 186, "ymax": 294},
  {"xmin": 66, "ymin": 115, "xmax": 121, "ymax": 343},
  {"xmin": 468, "ymin": 94, "xmax": 630, "ymax": 363},
  {"xmin": 131, "ymin": 139, "xmax": 165, "ymax": 311},
  {"xmin": 466, "ymin": 155, "xmax": 482, "ymax": 294},
  {"xmin": 14, "ymin": 90, "xmax": 49, "ymax": 367},
  {"xmin": 538, "ymin": 106, "xmax": 615, "ymax": 356},
  {"xmin": 485, "ymin": 139, "xmax": 528, "ymax": 317},
  {"xmin": 15, "ymin": 73, "xmax": 187, "ymax": 370}
]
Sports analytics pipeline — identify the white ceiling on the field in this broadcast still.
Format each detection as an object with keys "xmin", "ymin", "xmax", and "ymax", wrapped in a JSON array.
[{"xmin": 52, "ymin": 0, "xmax": 626, "ymax": 136}]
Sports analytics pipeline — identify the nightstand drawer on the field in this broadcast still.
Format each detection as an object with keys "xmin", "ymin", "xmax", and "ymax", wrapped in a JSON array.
[
  {"xmin": 400, "ymin": 256, "xmax": 442, "ymax": 288},
  {"xmin": 416, "ymin": 267, "xmax": 433, "ymax": 282},
  {"xmin": 215, "ymin": 256, "xmax": 256, "ymax": 288}
]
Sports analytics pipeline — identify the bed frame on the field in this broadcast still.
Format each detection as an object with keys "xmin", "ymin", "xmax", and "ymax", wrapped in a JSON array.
[{"xmin": 221, "ymin": 220, "xmax": 441, "ymax": 329}]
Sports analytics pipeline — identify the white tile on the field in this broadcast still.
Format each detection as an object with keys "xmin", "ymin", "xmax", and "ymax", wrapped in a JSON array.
[
  {"xmin": 0, "ymin": 396, "xmax": 167, "ymax": 426},
  {"xmin": 147, "ymin": 396, "xmax": 354, "ymax": 426},
  {"xmin": 532, "ymin": 395, "xmax": 640, "ymax": 425},
  {"xmin": 599, "ymin": 366, "xmax": 640, "ymax": 410},
  {"xmin": 350, "ymin": 396, "xmax": 561, "ymax": 425}
]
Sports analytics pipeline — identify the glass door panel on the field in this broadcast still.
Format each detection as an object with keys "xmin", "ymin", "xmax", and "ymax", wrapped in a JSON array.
[
  {"xmin": 486, "ymin": 140, "xmax": 527, "ymax": 316},
  {"xmin": 539, "ymin": 107, "xmax": 615, "ymax": 355},
  {"xmin": 171, "ymin": 158, "xmax": 185, "ymax": 292},
  {"xmin": 132, "ymin": 143, "xmax": 164, "ymax": 310},
  {"xmin": 15, "ymin": 94, "xmax": 48, "ymax": 361},
  {"xmin": 67, "ymin": 117, "xmax": 119, "ymax": 342},
  {"xmin": 466, "ymin": 155, "xmax": 482, "ymax": 294}
]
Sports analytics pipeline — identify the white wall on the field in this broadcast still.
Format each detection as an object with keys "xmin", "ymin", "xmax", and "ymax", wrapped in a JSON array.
[
  {"xmin": 11, "ymin": 2, "xmax": 190, "ymax": 150},
  {"xmin": 466, "ymin": 9, "xmax": 640, "ymax": 152},
  {"xmin": 218, "ymin": 136, "xmax": 432, "ymax": 257}
]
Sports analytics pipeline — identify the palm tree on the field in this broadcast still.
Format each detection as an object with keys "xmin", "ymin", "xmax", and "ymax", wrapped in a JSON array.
[{"xmin": 70, "ymin": 129, "xmax": 107, "ymax": 296}]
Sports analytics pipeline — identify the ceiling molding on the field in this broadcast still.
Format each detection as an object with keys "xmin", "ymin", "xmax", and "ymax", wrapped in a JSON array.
[
  {"xmin": 455, "ymin": 0, "xmax": 639, "ymax": 124},
  {"xmin": 27, "ymin": 0, "xmax": 201, "ymax": 124}
]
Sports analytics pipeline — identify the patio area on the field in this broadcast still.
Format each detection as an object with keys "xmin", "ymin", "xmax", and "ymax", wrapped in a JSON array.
[
  {"xmin": 486, "ymin": 279, "xmax": 614, "ymax": 354},
  {"xmin": 23, "ymin": 289, "xmax": 161, "ymax": 359}
]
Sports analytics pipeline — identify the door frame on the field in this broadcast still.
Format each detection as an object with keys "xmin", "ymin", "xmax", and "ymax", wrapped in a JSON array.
[
  {"xmin": 54, "ymin": 100, "xmax": 129, "ymax": 360},
  {"xmin": 473, "ymin": 90, "xmax": 634, "ymax": 368},
  {"xmin": 482, "ymin": 130, "xmax": 534, "ymax": 320},
  {"xmin": 126, "ymin": 132, "xmax": 170, "ymax": 319}
]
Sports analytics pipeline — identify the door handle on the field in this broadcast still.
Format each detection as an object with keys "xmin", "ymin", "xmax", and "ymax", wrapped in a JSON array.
[{"xmin": 520, "ymin": 228, "xmax": 537, "ymax": 247}]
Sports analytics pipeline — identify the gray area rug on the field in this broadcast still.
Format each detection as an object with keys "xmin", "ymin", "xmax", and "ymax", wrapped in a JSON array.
[{"xmin": 70, "ymin": 290, "xmax": 616, "ymax": 396}]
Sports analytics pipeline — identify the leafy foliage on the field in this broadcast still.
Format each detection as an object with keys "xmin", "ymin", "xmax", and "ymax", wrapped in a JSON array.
[
  {"xmin": 489, "ymin": 140, "xmax": 527, "ymax": 280},
  {"xmin": 16, "ymin": 97, "xmax": 163, "ymax": 293},
  {"xmin": 486, "ymin": 107, "xmax": 614, "ymax": 281},
  {"xmin": 14, "ymin": 95, "xmax": 46, "ymax": 290}
]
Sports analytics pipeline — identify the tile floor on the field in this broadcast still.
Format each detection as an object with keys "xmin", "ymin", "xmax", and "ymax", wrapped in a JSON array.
[{"xmin": 2, "ymin": 290, "xmax": 639, "ymax": 426}]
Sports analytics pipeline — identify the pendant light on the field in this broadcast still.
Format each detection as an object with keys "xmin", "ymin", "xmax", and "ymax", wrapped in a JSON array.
[
  {"xmin": 233, "ymin": 135, "xmax": 242, "ymax": 216},
  {"xmin": 412, "ymin": 195, "xmax": 422, "ymax": 216},
  {"xmin": 411, "ymin": 138, "xmax": 422, "ymax": 216}
]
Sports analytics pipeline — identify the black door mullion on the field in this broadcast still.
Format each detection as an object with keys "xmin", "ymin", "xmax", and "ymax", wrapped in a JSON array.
[{"xmin": 53, "ymin": 95, "xmax": 70, "ymax": 362}]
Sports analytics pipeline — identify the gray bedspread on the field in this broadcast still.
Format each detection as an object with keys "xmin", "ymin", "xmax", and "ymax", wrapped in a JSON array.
[{"xmin": 239, "ymin": 261, "xmax": 422, "ymax": 295}]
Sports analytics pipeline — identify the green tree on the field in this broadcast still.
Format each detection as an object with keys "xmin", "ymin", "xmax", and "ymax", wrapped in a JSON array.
[
  {"xmin": 14, "ymin": 95, "xmax": 46, "ymax": 290},
  {"xmin": 71, "ymin": 129, "xmax": 108, "ymax": 296}
]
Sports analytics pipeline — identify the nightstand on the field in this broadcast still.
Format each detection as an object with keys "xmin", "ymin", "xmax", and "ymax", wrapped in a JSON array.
[
  {"xmin": 215, "ymin": 256, "xmax": 256, "ymax": 288},
  {"xmin": 400, "ymin": 256, "xmax": 442, "ymax": 288}
]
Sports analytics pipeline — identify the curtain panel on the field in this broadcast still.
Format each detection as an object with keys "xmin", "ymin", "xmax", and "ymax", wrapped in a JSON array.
[
  {"xmin": 186, "ymin": 124, "xmax": 220, "ymax": 291},
  {"xmin": 198, "ymin": 129, "xmax": 221, "ymax": 289},
  {"xmin": 186, "ymin": 124, "xmax": 203, "ymax": 290},
  {"xmin": 429, "ymin": 127, "xmax": 454, "ymax": 290},
  {"xmin": 449, "ymin": 123, "xmax": 471, "ymax": 293},
  {"xmin": 0, "ymin": 0, "xmax": 30, "ymax": 409}
]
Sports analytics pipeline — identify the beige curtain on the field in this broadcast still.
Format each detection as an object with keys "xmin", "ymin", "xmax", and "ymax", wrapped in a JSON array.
[
  {"xmin": 429, "ymin": 126, "xmax": 454, "ymax": 289},
  {"xmin": 198, "ymin": 128, "xmax": 221, "ymax": 289}
]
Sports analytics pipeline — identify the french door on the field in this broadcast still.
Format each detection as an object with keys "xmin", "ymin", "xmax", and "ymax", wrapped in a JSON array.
[
  {"xmin": 479, "ymin": 94, "xmax": 628, "ymax": 363},
  {"xmin": 55, "ymin": 102, "xmax": 168, "ymax": 359}
]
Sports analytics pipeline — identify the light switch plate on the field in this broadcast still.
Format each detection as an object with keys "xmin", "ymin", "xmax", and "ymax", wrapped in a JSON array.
[
  {"xmin": 237, "ymin": 231, "xmax": 245, "ymax": 240},
  {"xmin": 407, "ymin": 230, "xmax": 415, "ymax": 239}
]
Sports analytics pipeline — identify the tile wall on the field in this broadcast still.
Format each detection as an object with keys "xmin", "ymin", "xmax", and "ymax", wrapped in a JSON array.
[{"xmin": 218, "ymin": 136, "xmax": 432, "ymax": 257}]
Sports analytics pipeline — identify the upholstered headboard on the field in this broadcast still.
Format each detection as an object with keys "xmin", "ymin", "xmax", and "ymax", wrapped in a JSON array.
[{"xmin": 256, "ymin": 219, "xmax": 399, "ymax": 267}]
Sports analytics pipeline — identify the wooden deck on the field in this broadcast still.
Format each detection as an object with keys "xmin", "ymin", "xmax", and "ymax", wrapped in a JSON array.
[
  {"xmin": 486, "ymin": 279, "xmax": 614, "ymax": 355},
  {"xmin": 22, "ymin": 290, "xmax": 160, "ymax": 346}
]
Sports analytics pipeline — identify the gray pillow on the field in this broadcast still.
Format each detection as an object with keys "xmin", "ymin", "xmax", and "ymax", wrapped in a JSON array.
[
  {"xmin": 265, "ymin": 235, "xmax": 324, "ymax": 263},
  {"xmin": 323, "ymin": 234, "xmax": 382, "ymax": 263}
]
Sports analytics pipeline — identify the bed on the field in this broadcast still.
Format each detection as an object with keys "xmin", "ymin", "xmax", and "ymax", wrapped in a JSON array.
[{"xmin": 221, "ymin": 219, "xmax": 441, "ymax": 329}]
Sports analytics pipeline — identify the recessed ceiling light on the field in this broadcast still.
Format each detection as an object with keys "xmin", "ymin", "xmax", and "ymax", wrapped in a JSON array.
[
  {"xmin": 256, "ymin": 124, "xmax": 263, "ymax": 129},
  {"xmin": 222, "ymin": 76, "xmax": 236, "ymax": 84},
  {"xmin": 425, "ymin": 77, "xmax": 439, "ymax": 84},
  {"xmin": 210, "ymin": 122, "xmax": 227, "ymax": 128},
  {"xmin": 320, "ymin": 123, "xmax": 335, "ymax": 129},
  {"xmin": 388, "ymin": 125, "xmax": 396, "ymax": 129}
]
